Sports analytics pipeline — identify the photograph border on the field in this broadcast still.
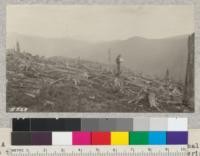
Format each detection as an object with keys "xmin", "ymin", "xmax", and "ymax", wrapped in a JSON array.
[{"xmin": 0, "ymin": 0, "xmax": 199, "ymax": 128}]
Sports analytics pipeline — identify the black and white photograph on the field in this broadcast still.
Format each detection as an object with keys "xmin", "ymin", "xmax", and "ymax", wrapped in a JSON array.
[{"xmin": 6, "ymin": 5, "xmax": 194, "ymax": 112}]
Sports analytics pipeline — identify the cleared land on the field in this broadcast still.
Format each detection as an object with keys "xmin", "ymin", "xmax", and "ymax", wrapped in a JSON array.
[{"xmin": 6, "ymin": 50, "xmax": 192, "ymax": 112}]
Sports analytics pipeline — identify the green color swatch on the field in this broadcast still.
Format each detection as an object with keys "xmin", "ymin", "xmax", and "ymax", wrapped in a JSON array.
[{"xmin": 129, "ymin": 132, "xmax": 149, "ymax": 145}]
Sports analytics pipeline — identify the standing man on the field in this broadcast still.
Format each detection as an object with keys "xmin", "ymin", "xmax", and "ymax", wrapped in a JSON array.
[{"xmin": 116, "ymin": 54, "xmax": 123, "ymax": 77}]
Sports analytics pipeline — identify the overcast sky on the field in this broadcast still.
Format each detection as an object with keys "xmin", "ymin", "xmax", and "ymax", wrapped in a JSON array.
[{"xmin": 7, "ymin": 5, "xmax": 194, "ymax": 42}]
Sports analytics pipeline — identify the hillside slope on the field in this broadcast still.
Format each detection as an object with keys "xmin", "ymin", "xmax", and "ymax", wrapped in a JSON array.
[{"xmin": 7, "ymin": 33, "xmax": 189, "ymax": 82}]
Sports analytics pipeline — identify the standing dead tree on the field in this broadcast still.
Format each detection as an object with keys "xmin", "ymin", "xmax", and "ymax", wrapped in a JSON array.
[
  {"xmin": 108, "ymin": 49, "xmax": 112, "ymax": 72},
  {"xmin": 16, "ymin": 41, "xmax": 21, "ymax": 53},
  {"xmin": 183, "ymin": 33, "xmax": 194, "ymax": 108}
]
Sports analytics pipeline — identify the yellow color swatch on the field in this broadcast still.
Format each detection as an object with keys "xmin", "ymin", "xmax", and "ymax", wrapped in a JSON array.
[{"xmin": 111, "ymin": 132, "xmax": 129, "ymax": 145}]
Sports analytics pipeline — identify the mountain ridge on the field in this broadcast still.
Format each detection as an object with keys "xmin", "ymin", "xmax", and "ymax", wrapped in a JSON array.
[{"xmin": 7, "ymin": 32, "xmax": 191, "ymax": 82}]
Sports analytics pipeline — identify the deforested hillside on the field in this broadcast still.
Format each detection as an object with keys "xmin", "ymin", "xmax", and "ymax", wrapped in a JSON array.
[{"xmin": 6, "ymin": 49, "xmax": 192, "ymax": 112}]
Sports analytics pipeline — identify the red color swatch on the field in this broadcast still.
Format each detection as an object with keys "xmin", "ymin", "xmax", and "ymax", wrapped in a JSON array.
[{"xmin": 91, "ymin": 132, "xmax": 111, "ymax": 145}]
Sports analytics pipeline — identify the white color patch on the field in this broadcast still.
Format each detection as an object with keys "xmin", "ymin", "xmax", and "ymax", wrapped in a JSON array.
[
  {"xmin": 167, "ymin": 118, "xmax": 188, "ymax": 131},
  {"xmin": 52, "ymin": 132, "xmax": 72, "ymax": 145}
]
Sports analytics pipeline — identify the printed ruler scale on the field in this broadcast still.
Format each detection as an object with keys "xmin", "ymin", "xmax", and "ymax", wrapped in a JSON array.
[{"xmin": 1, "ymin": 146, "xmax": 190, "ymax": 156}]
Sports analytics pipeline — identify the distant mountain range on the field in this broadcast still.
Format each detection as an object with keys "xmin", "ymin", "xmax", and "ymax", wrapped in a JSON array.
[{"xmin": 7, "ymin": 33, "xmax": 191, "ymax": 82}]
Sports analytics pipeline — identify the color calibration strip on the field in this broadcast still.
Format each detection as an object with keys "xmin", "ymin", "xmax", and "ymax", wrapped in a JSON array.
[{"xmin": 12, "ymin": 118, "xmax": 188, "ymax": 145}]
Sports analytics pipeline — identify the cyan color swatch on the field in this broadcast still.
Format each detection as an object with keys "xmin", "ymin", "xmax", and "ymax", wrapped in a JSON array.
[{"xmin": 149, "ymin": 131, "xmax": 166, "ymax": 145}]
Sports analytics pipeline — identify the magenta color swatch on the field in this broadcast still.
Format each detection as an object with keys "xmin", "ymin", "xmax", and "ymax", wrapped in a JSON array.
[{"xmin": 72, "ymin": 132, "xmax": 91, "ymax": 145}]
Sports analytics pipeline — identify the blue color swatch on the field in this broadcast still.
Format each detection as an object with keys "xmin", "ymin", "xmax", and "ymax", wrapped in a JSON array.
[{"xmin": 149, "ymin": 131, "xmax": 166, "ymax": 145}]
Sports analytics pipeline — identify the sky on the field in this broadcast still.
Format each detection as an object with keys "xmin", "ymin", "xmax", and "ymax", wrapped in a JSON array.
[{"xmin": 7, "ymin": 5, "xmax": 194, "ymax": 42}]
